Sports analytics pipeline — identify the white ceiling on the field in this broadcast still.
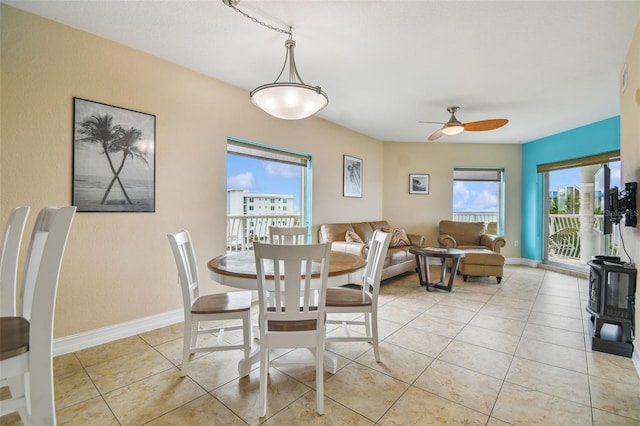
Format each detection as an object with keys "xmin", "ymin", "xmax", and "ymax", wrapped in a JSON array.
[{"xmin": 5, "ymin": 0, "xmax": 639, "ymax": 144}]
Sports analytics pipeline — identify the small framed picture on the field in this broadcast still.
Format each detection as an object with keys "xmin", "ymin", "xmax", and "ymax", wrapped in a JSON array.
[
  {"xmin": 409, "ymin": 174, "xmax": 429, "ymax": 194},
  {"xmin": 343, "ymin": 155, "xmax": 362, "ymax": 198}
]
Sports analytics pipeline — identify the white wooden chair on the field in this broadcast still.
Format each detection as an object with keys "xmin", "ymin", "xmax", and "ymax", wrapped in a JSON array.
[
  {"xmin": 0, "ymin": 206, "xmax": 30, "ymax": 316},
  {"xmin": 325, "ymin": 229, "xmax": 391, "ymax": 362},
  {"xmin": 0, "ymin": 205, "xmax": 76, "ymax": 425},
  {"xmin": 268, "ymin": 226, "xmax": 308, "ymax": 245},
  {"xmin": 167, "ymin": 230, "xmax": 252, "ymax": 377},
  {"xmin": 253, "ymin": 241, "xmax": 331, "ymax": 417}
]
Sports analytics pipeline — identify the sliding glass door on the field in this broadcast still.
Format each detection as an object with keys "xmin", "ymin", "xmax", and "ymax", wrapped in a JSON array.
[{"xmin": 541, "ymin": 154, "xmax": 620, "ymax": 269}]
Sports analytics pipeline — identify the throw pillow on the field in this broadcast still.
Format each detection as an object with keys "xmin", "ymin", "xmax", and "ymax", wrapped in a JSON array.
[
  {"xmin": 345, "ymin": 229, "xmax": 363, "ymax": 243},
  {"xmin": 383, "ymin": 227, "xmax": 411, "ymax": 247}
]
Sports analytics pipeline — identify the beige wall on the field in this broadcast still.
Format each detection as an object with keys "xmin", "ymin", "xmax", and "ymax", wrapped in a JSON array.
[
  {"xmin": 0, "ymin": 6, "xmax": 384, "ymax": 337},
  {"xmin": 382, "ymin": 142, "xmax": 522, "ymax": 258},
  {"xmin": 1, "ymin": 5, "xmax": 525, "ymax": 340},
  {"xmin": 619, "ymin": 21, "xmax": 640, "ymax": 342}
]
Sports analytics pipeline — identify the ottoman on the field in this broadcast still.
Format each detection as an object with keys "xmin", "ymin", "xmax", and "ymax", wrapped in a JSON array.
[{"xmin": 458, "ymin": 249, "xmax": 505, "ymax": 283}]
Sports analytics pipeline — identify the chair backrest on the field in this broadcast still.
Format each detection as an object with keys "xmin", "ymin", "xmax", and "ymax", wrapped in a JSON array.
[
  {"xmin": 0, "ymin": 206, "xmax": 30, "ymax": 316},
  {"xmin": 28, "ymin": 206, "xmax": 76, "ymax": 425},
  {"xmin": 254, "ymin": 242, "xmax": 331, "ymax": 342},
  {"xmin": 269, "ymin": 226, "xmax": 309, "ymax": 245},
  {"xmin": 363, "ymin": 230, "xmax": 392, "ymax": 300},
  {"xmin": 167, "ymin": 230, "xmax": 200, "ymax": 312},
  {"xmin": 21, "ymin": 206, "xmax": 73, "ymax": 320}
]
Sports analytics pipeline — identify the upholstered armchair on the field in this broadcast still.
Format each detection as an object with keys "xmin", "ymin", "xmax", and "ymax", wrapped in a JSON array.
[
  {"xmin": 437, "ymin": 220, "xmax": 506, "ymax": 283},
  {"xmin": 438, "ymin": 220, "xmax": 506, "ymax": 253}
]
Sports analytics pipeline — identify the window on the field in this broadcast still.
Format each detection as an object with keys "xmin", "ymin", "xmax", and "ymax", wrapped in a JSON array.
[
  {"xmin": 453, "ymin": 168, "xmax": 504, "ymax": 234},
  {"xmin": 226, "ymin": 139, "xmax": 312, "ymax": 251}
]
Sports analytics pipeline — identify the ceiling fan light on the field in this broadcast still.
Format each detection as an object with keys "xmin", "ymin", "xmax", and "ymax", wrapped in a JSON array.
[
  {"xmin": 251, "ymin": 83, "xmax": 328, "ymax": 120},
  {"xmin": 441, "ymin": 123, "xmax": 464, "ymax": 135}
]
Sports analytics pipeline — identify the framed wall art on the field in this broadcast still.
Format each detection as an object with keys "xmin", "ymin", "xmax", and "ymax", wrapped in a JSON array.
[
  {"xmin": 72, "ymin": 97, "xmax": 156, "ymax": 212},
  {"xmin": 409, "ymin": 174, "xmax": 429, "ymax": 194},
  {"xmin": 343, "ymin": 155, "xmax": 362, "ymax": 198}
]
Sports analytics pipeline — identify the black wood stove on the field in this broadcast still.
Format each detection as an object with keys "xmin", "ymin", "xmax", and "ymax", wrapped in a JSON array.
[{"xmin": 586, "ymin": 258, "xmax": 636, "ymax": 357}]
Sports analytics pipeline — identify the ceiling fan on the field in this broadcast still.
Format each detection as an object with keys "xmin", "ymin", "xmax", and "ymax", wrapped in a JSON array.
[{"xmin": 420, "ymin": 106, "xmax": 508, "ymax": 141}]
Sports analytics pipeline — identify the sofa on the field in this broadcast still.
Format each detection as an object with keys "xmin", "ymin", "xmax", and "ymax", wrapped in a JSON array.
[
  {"xmin": 319, "ymin": 220, "xmax": 425, "ymax": 281},
  {"xmin": 437, "ymin": 220, "xmax": 506, "ymax": 283}
]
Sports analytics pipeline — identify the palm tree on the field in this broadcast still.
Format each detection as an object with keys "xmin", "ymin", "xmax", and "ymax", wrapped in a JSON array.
[
  {"xmin": 101, "ymin": 126, "xmax": 149, "ymax": 204},
  {"xmin": 76, "ymin": 114, "xmax": 148, "ymax": 205}
]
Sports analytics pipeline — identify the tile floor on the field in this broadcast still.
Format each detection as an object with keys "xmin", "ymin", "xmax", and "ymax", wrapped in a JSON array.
[{"xmin": 2, "ymin": 265, "xmax": 640, "ymax": 425}]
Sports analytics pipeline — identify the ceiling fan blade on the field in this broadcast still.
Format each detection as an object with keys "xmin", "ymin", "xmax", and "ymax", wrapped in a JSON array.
[
  {"xmin": 463, "ymin": 119, "xmax": 508, "ymax": 131},
  {"xmin": 419, "ymin": 121, "xmax": 446, "ymax": 125},
  {"xmin": 428, "ymin": 128, "xmax": 444, "ymax": 141}
]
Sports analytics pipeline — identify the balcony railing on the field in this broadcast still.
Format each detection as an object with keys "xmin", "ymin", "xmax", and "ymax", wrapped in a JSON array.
[
  {"xmin": 227, "ymin": 214, "xmax": 302, "ymax": 252},
  {"xmin": 548, "ymin": 214, "xmax": 620, "ymax": 261}
]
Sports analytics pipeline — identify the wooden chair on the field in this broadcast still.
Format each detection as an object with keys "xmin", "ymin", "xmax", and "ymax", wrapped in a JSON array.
[
  {"xmin": 0, "ymin": 206, "xmax": 76, "ymax": 425},
  {"xmin": 167, "ymin": 230, "xmax": 252, "ymax": 377},
  {"xmin": 253, "ymin": 241, "xmax": 331, "ymax": 417},
  {"xmin": 268, "ymin": 226, "xmax": 308, "ymax": 245},
  {"xmin": 325, "ymin": 229, "xmax": 391, "ymax": 362},
  {"xmin": 0, "ymin": 206, "xmax": 30, "ymax": 316}
]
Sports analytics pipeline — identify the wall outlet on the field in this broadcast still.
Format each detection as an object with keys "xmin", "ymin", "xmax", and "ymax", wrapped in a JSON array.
[{"xmin": 514, "ymin": 240, "xmax": 519, "ymax": 247}]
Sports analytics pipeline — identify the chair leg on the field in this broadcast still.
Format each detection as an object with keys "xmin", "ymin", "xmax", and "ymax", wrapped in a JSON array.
[
  {"xmin": 371, "ymin": 311, "xmax": 380, "ymax": 362},
  {"xmin": 364, "ymin": 311, "xmax": 371, "ymax": 338},
  {"xmin": 238, "ymin": 312, "xmax": 252, "ymax": 378},
  {"xmin": 259, "ymin": 345, "xmax": 269, "ymax": 418},
  {"xmin": 6, "ymin": 375, "xmax": 29, "ymax": 424},
  {"xmin": 315, "ymin": 342, "xmax": 324, "ymax": 415},
  {"xmin": 242, "ymin": 311, "xmax": 251, "ymax": 360},
  {"xmin": 181, "ymin": 319, "xmax": 192, "ymax": 377}
]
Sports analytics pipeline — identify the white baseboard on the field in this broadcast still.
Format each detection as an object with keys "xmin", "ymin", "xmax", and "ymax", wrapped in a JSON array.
[
  {"xmin": 53, "ymin": 309, "xmax": 183, "ymax": 356},
  {"xmin": 633, "ymin": 347, "xmax": 640, "ymax": 378}
]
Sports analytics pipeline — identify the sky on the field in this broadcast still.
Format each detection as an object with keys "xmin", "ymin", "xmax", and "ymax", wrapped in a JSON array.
[
  {"xmin": 227, "ymin": 154, "xmax": 302, "ymax": 212},
  {"xmin": 227, "ymin": 154, "xmax": 622, "ymax": 214}
]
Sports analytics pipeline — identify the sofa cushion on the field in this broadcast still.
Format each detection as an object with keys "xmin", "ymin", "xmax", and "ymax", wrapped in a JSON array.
[
  {"xmin": 352, "ymin": 222, "xmax": 375, "ymax": 243},
  {"xmin": 383, "ymin": 227, "xmax": 412, "ymax": 247},
  {"xmin": 320, "ymin": 223, "xmax": 354, "ymax": 243},
  {"xmin": 461, "ymin": 249, "xmax": 505, "ymax": 266},
  {"xmin": 369, "ymin": 220, "xmax": 391, "ymax": 231},
  {"xmin": 345, "ymin": 229, "xmax": 363, "ymax": 243},
  {"xmin": 387, "ymin": 246, "xmax": 412, "ymax": 266}
]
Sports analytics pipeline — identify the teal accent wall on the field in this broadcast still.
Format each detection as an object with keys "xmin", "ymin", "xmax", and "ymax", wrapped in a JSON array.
[{"xmin": 521, "ymin": 117, "xmax": 620, "ymax": 260}]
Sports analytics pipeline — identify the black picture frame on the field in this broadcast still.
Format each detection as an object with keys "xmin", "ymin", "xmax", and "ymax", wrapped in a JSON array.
[
  {"xmin": 343, "ymin": 155, "xmax": 362, "ymax": 198},
  {"xmin": 409, "ymin": 174, "xmax": 429, "ymax": 194},
  {"xmin": 72, "ymin": 97, "xmax": 156, "ymax": 212}
]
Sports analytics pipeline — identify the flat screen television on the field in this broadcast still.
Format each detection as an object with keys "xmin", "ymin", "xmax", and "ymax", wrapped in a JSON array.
[{"xmin": 594, "ymin": 164, "xmax": 612, "ymax": 234}]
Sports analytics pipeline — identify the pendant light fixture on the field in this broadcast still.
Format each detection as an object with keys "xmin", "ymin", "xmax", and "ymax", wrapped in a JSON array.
[{"xmin": 223, "ymin": 0, "xmax": 328, "ymax": 120}]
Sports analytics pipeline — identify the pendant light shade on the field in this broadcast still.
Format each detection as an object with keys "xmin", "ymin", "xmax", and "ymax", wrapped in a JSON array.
[{"xmin": 250, "ymin": 38, "xmax": 328, "ymax": 120}]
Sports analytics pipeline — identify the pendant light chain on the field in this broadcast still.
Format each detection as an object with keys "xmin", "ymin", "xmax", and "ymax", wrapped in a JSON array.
[{"xmin": 223, "ymin": 0, "xmax": 292, "ymax": 36}]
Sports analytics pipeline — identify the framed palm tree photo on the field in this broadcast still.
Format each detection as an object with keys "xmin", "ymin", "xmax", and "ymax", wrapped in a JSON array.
[{"xmin": 72, "ymin": 98, "xmax": 155, "ymax": 212}]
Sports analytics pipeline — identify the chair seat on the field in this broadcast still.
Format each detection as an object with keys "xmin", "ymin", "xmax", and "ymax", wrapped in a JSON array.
[
  {"xmin": 326, "ymin": 287, "xmax": 372, "ymax": 307},
  {"xmin": 0, "ymin": 317, "xmax": 30, "ymax": 361},
  {"xmin": 191, "ymin": 291, "xmax": 252, "ymax": 314}
]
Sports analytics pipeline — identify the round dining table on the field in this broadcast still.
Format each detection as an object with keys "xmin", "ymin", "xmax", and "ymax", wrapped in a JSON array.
[
  {"xmin": 207, "ymin": 250, "xmax": 367, "ymax": 375},
  {"xmin": 207, "ymin": 250, "xmax": 366, "ymax": 289}
]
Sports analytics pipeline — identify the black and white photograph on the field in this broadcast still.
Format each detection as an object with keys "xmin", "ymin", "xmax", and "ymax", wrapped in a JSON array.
[
  {"xmin": 343, "ymin": 155, "xmax": 362, "ymax": 198},
  {"xmin": 409, "ymin": 173, "xmax": 429, "ymax": 194},
  {"xmin": 72, "ymin": 98, "xmax": 155, "ymax": 212}
]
